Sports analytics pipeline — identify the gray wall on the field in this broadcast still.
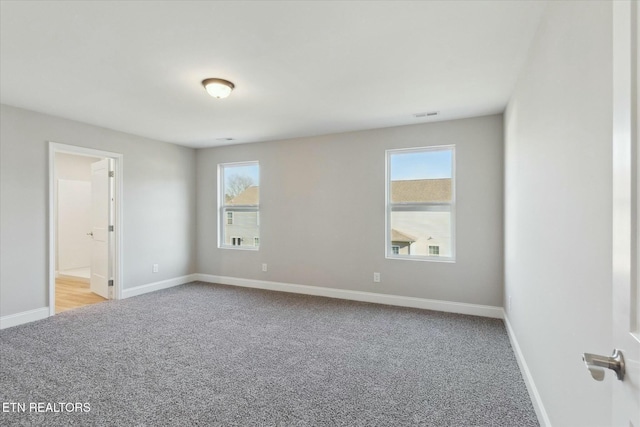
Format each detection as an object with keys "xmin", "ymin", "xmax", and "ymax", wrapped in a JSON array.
[
  {"xmin": 0, "ymin": 104, "xmax": 197, "ymax": 316},
  {"xmin": 197, "ymin": 114, "xmax": 504, "ymax": 306},
  {"xmin": 504, "ymin": 1, "xmax": 612, "ymax": 426}
]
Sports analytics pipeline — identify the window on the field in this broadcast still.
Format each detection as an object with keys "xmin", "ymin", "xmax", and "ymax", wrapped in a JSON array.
[
  {"xmin": 219, "ymin": 162, "xmax": 260, "ymax": 249},
  {"xmin": 386, "ymin": 146, "xmax": 455, "ymax": 261}
]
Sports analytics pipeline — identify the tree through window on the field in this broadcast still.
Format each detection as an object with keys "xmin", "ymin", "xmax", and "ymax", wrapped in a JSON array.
[{"xmin": 219, "ymin": 162, "xmax": 260, "ymax": 249}]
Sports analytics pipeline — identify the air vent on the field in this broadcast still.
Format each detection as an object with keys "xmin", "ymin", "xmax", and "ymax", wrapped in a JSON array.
[{"xmin": 414, "ymin": 111, "xmax": 439, "ymax": 118}]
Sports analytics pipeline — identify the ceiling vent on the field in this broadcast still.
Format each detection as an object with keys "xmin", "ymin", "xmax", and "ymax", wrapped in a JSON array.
[{"xmin": 414, "ymin": 111, "xmax": 439, "ymax": 118}]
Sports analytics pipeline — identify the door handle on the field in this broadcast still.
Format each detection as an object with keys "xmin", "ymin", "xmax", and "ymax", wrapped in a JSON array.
[
  {"xmin": 582, "ymin": 349, "xmax": 625, "ymax": 381},
  {"xmin": 86, "ymin": 232, "xmax": 93, "ymax": 237}
]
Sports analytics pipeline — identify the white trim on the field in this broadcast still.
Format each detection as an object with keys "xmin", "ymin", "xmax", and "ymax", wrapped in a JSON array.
[
  {"xmin": 1, "ymin": 275, "xmax": 196, "ymax": 329},
  {"xmin": 385, "ymin": 145, "xmax": 456, "ymax": 262},
  {"xmin": 122, "ymin": 274, "xmax": 197, "ymax": 299},
  {"xmin": 194, "ymin": 274, "xmax": 503, "ymax": 318},
  {"xmin": 0, "ymin": 307, "xmax": 50, "ymax": 330},
  {"xmin": 218, "ymin": 161, "xmax": 260, "ymax": 249},
  {"xmin": 503, "ymin": 312, "xmax": 551, "ymax": 427},
  {"xmin": 49, "ymin": 142, "xmax": 124, "ymax": 317}
]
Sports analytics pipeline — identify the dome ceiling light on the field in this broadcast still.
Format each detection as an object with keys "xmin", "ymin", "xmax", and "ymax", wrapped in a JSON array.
[{"xmin": 202, "ymin": 78, "xmax": 235, "ymax": 99}]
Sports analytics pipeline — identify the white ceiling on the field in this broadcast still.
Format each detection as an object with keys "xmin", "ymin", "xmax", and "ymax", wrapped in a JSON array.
[{"xmin": 0, "ymin": 1, "xmax": 546, "ymax": 148}]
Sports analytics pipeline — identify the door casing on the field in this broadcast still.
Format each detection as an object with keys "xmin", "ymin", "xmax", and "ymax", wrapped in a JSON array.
[
  {"xmin": 611, "ymin": 1, "xmax": 640, "ymax": 425},
  {"xmin": 48, "ymin": 142, "xmax": 123, "ymax": 315}
]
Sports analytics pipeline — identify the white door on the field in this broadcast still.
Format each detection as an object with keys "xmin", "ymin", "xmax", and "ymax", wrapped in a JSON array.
[
  {"xmin": 612, "ymin": 1, "xmax": 639, "ymax": 425},
  {"xmin": 90, "ymin": 158, "xmax": 113, "ymax": 299}
]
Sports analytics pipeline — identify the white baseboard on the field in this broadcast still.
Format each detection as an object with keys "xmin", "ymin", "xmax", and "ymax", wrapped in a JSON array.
[
  {"xmin": 122, "ymin": 274, "xmax": 197, "ymax": 299},
  {"xmin": 1, "ymin": 275, "xmax": 196, "ymax": 329},
  {"xmin": 194, "ymin": 274, "xmax": 503, "ymax": 319},
  {"xmin": 503, "ymin": 312, "xmax": 551, "ymax": 427},
  {"xmin": 0, "ymin": 307, "xmax": 50, "ymax": 330},
  {"xmin": 0, "ymin": 274, "xmax": 501, "ymax": 328}
]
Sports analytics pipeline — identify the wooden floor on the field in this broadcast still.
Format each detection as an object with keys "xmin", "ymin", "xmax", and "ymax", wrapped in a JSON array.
[{"xmin": 56, "ymin": 276, "xmax": 107, "ymax": 314}]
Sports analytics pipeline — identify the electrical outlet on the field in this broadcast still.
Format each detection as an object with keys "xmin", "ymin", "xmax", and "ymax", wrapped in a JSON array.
[
  {"xmin": 373, "ymin": 272, "xmax": 381, "ymax": 283},
  {"xmin": 262, "ymin": 263, "xmax": 268, "ymax": 272},
  {"xmin": 152, "ymin": 264, "xmax": 159, "ymax": 273}
]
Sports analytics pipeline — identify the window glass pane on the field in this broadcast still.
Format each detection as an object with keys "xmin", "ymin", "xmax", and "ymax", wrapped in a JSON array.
[
  {"xmin": 390, "ymin": 208, "xmax": 451, "ymax": 257},
  {"xmin": 390, "ymin": 149, "xmax": 452, "ymax": 203},
  {"xmin": 222, "ymin": 207, "xmax": 259, "ymax": 248},
  {"xmin": 220, "ymin": 161, "xmax": 259, "ymax": 249},
  {"xmin": 223, "ymin": 164, "xmax": 259, "ymax": 205}
]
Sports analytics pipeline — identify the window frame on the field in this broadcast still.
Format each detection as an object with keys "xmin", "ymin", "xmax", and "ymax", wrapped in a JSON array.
[
  {"xmin": 218, "ymin": 161, "xmax": 260, "ymax": 251},
  {"xmin": 385, "ymin": 145, "xmax": 456, "ymax": 262}
]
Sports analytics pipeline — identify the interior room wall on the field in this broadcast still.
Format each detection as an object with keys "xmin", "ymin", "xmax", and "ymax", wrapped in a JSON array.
[
  {"xmin": 55, "ymin": 152, "xmax": 95, "ymax": 181},
  {"xmin": 0, "ymin": 104, "xmax": 197, "ymax": 317},
  {"xmin": 503, "ymin": 1, "xmax": 613, "ymax": 426},
  {"xmin": 54, "ymin": 153, "xmax": 96, "ymax": 272},
  {"xmin": 197, "ymin": 114, "xmax": 504, "ymax": 307},
  {"xmin": 57, "ymin": 179, "xmax": 91, "ymax": 272}
]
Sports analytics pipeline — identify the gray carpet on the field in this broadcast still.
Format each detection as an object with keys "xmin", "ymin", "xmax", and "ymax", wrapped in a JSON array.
[{"xmin": 0, "ymin": 282, "xmax": 538, "ymax": 426}]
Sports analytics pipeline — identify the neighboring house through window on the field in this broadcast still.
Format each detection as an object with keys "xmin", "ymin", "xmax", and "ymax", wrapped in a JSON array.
[
  {"xmin": 386, "ymin": 146, "xmax": 455, "ymax": 261},
  {"xmin": 219, "ymin": 161, "xmax": 260, "ymax": 249}
]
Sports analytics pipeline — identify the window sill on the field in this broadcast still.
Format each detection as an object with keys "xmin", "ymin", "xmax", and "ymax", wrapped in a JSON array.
[
  {"xmin": 386, "ymin": 254, "xmax": 455, "ymax": 263},
  {"xmin": 218, "ymin": 245, "xmax": 259, "ymax": 251}
]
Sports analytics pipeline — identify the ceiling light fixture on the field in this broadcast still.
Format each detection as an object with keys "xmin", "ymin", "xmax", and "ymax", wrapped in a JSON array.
[{"xmin": 202, "ymin": 78, "xmax": 235, "ymax": 99}]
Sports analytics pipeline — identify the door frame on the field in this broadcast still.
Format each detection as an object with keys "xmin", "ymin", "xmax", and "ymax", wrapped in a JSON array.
[
  {"xmin": 611, "ymin": 0, "xmax": 639, "ymax": 425},
  {"xmin": 48, "ymin": 142, "xmax": 124, "ymax": 315}
]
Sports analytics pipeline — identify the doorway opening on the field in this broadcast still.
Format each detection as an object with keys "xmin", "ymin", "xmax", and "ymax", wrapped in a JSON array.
[{"xmin": 49, "ymin": 142, "xmax": 123, "ymax": 315}]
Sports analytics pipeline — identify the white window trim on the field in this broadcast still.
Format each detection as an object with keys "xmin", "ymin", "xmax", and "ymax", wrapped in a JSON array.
[
  {"xmin": 385, "ymin": 145, "xmax": 456, "ymax": 262},
  {"xmin": 218, "ymin": 161, "xmax": 260, "ymax": 251}
]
